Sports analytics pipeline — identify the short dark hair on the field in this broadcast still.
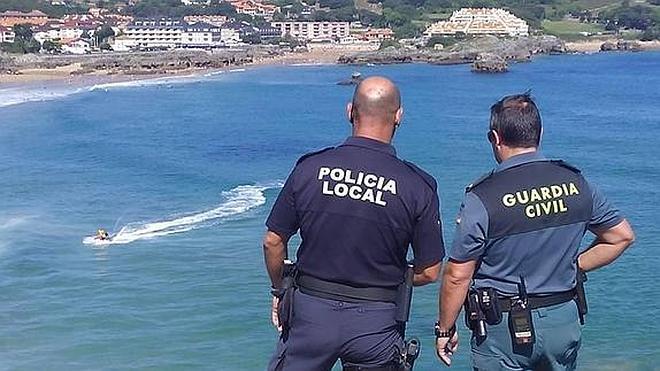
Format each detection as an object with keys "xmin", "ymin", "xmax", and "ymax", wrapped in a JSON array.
[{"xmin": 489, "ymin": 93, "xmax": 542, "ymax": 148}]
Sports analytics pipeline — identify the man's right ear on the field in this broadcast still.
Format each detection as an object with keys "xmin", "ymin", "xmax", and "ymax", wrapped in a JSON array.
[{"xmin": 346, "ymin": 103, "xmax": 354, "ymax": 124}]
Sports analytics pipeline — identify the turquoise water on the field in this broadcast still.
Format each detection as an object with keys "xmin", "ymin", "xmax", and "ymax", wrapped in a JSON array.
[{"xmin": 1, "ymin": 52, "xmax": 658, "ymax": 370}]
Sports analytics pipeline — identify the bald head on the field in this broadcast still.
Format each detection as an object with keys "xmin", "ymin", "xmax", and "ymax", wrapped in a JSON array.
[{"xmin": 350, "ymin": 76, "xmax": 401, "ymax": 126}]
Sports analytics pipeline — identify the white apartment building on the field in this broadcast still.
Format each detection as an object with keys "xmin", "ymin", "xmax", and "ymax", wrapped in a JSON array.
[
  {"xmin": 220, "ymin": 28, "xmax": 240, "ymax": 46},
  {"xmin": 271, "ymin": 21, "xmax": 349, "ymax": 41},
  {"xmin": 34, "ymin": 27, "xmax": 89, "ymax": 44},
  {"xmin": 425, "ymin": 8, "xmax": 529, "ymax": 37},
  {"xmin": 0, "ymin": 26, "xmax": 14, "ymax": 43},
  {"xmin": 182, "ymin": 21, "xmax": 221, "ymax": 47},
  {"xmin": 125, "ymin": 18, "xmax": 238, "ymax": 49},
  {"xmin": 125, "ymin": 18, "xmax": 185, "ymax": 49}
]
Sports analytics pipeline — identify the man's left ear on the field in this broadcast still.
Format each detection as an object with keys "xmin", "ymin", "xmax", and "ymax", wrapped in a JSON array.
[{"xmin": 394, "ymin": 107, "xmax": 403, "ymax": 127}]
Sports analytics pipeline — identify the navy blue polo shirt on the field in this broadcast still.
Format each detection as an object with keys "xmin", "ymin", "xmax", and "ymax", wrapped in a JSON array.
[
  {"xmin": 451, "ymin": 152, "xmax": 623, "ymax": 295},
  {"xmin": 266, "ymin": 136, "xmax": 445, "ymax": 288}
]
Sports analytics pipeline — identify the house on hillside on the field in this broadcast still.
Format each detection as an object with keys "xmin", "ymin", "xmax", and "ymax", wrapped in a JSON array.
[
  {"xmin": 62, "ymin": 38, "xmax": 92, "ymax": 54},
  {"xmin": 0, "ymin": 10, "xmax": 50, "ymax": 27}
]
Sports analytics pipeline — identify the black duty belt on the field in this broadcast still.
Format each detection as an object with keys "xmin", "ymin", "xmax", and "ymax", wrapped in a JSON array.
[
  {"xmin": 498, "ymin": 289, "xmax": 576, "ymax": 312},
  {"xmin": 296, "ymin": 274, "xmax": 398, "ymax": 303}
]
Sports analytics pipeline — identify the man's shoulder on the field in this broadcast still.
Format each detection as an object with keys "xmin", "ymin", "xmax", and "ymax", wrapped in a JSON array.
[
  {"xmin": 401, "ymin": 160, "xmax": 437, "ymax": 192},
  {"xmin": 296, "ymin": 146, "xmax": 336, "ymax": 166},
  {"xmin": 465, "ymin": 171, "xmax": 494, "ymax": 193}
]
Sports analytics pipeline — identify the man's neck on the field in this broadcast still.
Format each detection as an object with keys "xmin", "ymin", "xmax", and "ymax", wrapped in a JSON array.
[
  {"xmin": 498, "ymin": 146, "xmax": 537, "ymax": 163},
  {"xmin": 352, "ymin": 123, "xmax": 394, "ymax": 144}
]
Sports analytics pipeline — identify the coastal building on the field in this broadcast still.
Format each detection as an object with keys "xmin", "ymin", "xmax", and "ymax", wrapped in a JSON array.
[
  {"xmin": 424, "ymin": 8, "xmax": 529, "ymax": 37},
  {"xmin": 183, "ymin": 15, "xmax": 227, "ymax": 27},
  {"xmin": 110, "ymin": 35, "xmax": 137, "ymax": 51},
  {"xmin": 125, "ymin": 18, "xmax": 185, "ymax": 49},
  {"xmin": 182, "ymin": 21, "xmax": 221, "ymax": 48},
  {"xmin": 62, "ymin": 38, "xmax": 92, "ymax": 54},
  {"xmin": 34, "ymin": 22, "xmax": 96, "ymax": 44},
  {"xmin": 229, "ymin": 0, "xmax": 280, "ymax": 21},
  {"xmin": 270, "ymin": 21, "xmax": 350, "ymax": 42},
  {"xmin": 220, "ymin": 28, "xmax": 241, "ymax": 46},
  {"xmin": 180, "ymin": 0, "xmax": 211, "ymax": 5},
  {"xmin": 0, "ymin": 25, "xmax": 15, "ymax": 43},
  {"xmin": 125, "ymin": 18, "xmax": 239, "ymax": 49},
  {"xmin": 363, "ymin": 28, "xmax": 394, "ymax": 42},
  {"xmin": 0, "ymin": 10, "xmax": 50, "ymax": 27}
]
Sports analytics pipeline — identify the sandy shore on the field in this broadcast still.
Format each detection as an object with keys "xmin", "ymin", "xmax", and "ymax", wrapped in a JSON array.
[
  {"xmin": 565, "ymin": 39, "xmax": 660, "ymax": 53},
  {"xmin": 0, "ymin": 46, "xmax": 369, "ymax": 86}
]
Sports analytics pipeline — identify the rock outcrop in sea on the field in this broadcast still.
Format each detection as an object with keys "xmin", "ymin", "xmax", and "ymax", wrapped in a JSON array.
[
  {"xmin": 338, "ymin": 35, "xmax": 566, "ymax": 66},
  {"xmin": 600, "ymin": 40, "xmax": 643, "ymax": 52},
  {"xmin": 472, "ymin": 53, "xmax": 508, "ymax": 73}
]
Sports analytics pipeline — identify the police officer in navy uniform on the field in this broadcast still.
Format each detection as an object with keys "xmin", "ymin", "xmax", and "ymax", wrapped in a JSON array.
[
  {"xmin": 263, "ymin": 76, "xmax": 445, "ymax": 370},
  {"xmin": 435, "ymin": 93, "xmax": 635, "ymax": 370}
]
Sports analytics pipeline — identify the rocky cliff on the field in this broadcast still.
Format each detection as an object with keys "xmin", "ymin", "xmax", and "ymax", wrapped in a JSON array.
[{"xmin": 338, "ymin": 35, "xmax": 566, "ymax": 67}]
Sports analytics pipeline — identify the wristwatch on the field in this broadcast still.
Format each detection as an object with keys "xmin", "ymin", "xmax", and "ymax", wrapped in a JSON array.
[{"xmin": 434, "ymin": 322, "xmax": 456, "ymax": 338}]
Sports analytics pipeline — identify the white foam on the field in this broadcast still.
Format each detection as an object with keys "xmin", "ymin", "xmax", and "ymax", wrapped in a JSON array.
[
  {"xmin": 0, "ymin": 68, "xmax": 246, "ymax": 108},
  {"xmin": 0, "ymin": 86, "xmax": 84, "ymax": 108},
  {"xmin": 82, "ymin": 184, "xmax": 275, "ymax": 247}
]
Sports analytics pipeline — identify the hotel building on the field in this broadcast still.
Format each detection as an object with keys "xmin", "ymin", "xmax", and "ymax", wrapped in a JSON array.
[
  {"xmin": 424, "ymin": 8, "xmax": 529, "ymax": 37},
  {"xmin": 270, "ymin": 21, "xmax": 350, "ymax": 41}
]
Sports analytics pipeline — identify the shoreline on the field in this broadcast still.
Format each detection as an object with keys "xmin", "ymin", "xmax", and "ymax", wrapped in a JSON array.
[
  {"xmin": 565, "ymin": 39, "xmax": 660, "ymax": 53},
  {"xmin": 1, "ymin": 41, "xmax": 658, "ymax": 98},
  {"xmin": 0, "ymin": 46, "xmax": 354, "ymax": 87}
]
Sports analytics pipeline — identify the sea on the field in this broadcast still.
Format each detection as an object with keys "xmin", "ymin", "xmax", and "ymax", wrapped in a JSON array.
[{"xmin": 0, "ymin": 51, "xmax": 658, "ymax": 370}]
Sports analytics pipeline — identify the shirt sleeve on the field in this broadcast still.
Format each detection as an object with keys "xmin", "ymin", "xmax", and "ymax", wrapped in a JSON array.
[
  {"xmin": 266, "ymin": 167, "xmax": 300, "ymax": 239},
  {"xmin": 411, "ymin": 190, "xmax": 445, "ymax": 268},
  {"xmin": 587, "ymin": 182, "xmax": 624, "ymax": 232},
  {"xmin": 449, "ymin": 192, "xmax": 489, "ymax": 262}
]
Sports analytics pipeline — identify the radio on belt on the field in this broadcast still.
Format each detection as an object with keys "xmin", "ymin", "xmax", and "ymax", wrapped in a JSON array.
[{"xmin": 509, "ymin": 276, "xmax": 535, "ymax": 345}]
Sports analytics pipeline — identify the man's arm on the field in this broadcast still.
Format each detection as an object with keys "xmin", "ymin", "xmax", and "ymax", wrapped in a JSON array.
[
  {"xmin": 263, "ymin": 230, "xmax": 290, "ymax": 289},
  {"xmin": 411, "ymin": 185, "xmax": 446, "ymax": 286},
  {"xmin": 438, "ymin": 259, "xmax": 477, "ymax": 330},
  {"xmin": 579, "ymin": 183, "xmax": 635, "ymax": 272},
  {"xmin": 578, "ymin": 220, "xmax": 635, "ymax": 272},
  {"xmin": 413, "ymin": 261, "xmax": 441, "ymax": 286},
  {"xmin": 436, "ymin": 192, "xmax": 487, "ymax": 366}
]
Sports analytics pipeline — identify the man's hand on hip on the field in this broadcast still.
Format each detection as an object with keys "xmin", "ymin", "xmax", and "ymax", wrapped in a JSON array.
[{"xmin": 436, "ymin": 332, "xmax": 459, "ymax": 366}]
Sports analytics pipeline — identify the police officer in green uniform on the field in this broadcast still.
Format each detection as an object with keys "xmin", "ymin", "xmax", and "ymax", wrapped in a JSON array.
[{"xmin": 434, "ymin": 93, "xmax": 635, "ymax": 370}]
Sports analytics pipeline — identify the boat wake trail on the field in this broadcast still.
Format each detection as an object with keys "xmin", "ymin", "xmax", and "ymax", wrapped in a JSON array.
[{"xmin": 82, "ymin": 184, "xmax": 277, "ymax": 247}]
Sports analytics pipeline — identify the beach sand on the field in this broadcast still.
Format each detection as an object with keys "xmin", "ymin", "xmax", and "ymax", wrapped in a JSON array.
[{"xmin": 0, "ymin": 46, "xmax": 367, "ymax": 86}]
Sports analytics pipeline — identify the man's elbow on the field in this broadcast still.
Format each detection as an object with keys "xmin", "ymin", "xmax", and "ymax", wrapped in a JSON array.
[
  {"xmin": 414, "ymin": 263, "xmax": 440, "ymax": 286},
  {"xmin": 262, "ymin": 231, "xmax": 284, "ymax": 252},
  {"xmin": 443, "ymin": 260, "xmax": 476, "ymax": 287},
  {"xmin": 618, "ymin": 220, "xmax": 636, "ymax": 249}
]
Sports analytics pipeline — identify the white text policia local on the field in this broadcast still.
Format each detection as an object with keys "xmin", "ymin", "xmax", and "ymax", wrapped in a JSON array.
[
  {"xmin": 502, "ymin": 182, "xmax": 580, "ymax": 218},
  {"xmin": 318, "ymin": 167, "xmax": 397, "ymax": 207}
]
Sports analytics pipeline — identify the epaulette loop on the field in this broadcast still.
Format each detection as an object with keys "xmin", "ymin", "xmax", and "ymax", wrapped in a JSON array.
[
  {"xmin": 465, "ymin": 170, "xmax": 493, "ymax": 193},
  {"xmin": 550, "ymin": 160, "xmax": 582, "ymax": 173},
  {"xmin": 296, "ymin": 147, "xmax": 335, "ymax": 166}
]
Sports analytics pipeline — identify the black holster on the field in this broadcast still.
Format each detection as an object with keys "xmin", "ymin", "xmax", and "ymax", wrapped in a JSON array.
[
  {"xmin": 464, "ymin": 287, "xmax": 502, "ymax": 339},
  {"xmin": 575, "ymin": 269, "xmax": 588, "ymax": 325},
  {"xmin": 277, "ymin": 261, "xmax": 297, "ymax": 331},
  {"xmin": 394, "ymin": 264, "xmax": 414, "ymax": 323}
]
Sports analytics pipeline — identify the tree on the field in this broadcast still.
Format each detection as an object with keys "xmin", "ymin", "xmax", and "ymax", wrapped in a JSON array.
[
  {"xmin": 96, "ymin": 24, "xmax": 115, "ymax": 43},
  {"xmin": 9, "ymin": 23, "xmax": 41, "ymax": 54},
  {"xmin": 42, "ymin": 40, "xmax": 61, "ymax": 53}
]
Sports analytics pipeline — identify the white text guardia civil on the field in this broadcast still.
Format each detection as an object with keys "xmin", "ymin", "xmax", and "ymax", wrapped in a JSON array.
[{"xmin": 318, "ymin": 167, "xmax": 398, "ymax": 207}]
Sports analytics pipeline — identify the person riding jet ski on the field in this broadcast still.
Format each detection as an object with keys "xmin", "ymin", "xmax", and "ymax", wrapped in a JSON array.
[{"xmin": 95, "ymin": 228, "xmax": 110, "ymax": 241}]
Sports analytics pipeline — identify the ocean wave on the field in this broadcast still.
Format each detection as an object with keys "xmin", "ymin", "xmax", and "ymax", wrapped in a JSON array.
[
  {"xmin": 82, "ymin": 183, "xmax": 278, "ymax": 247},
  {"xmin": 0, "ymin": 68, "xmax": 246, "ymax": 109},
  {"xmin": 0, "ymin": 86, "xmax": 85, "ymax": 108}
]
